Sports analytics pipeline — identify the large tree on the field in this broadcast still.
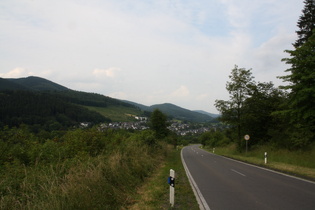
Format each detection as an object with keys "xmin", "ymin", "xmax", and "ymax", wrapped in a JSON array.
[
  {"xmin": 149, "ymin": 109, "xmax": 169, "ymax": 139},
  {"xmin": 281, "ymin": 31, "xmax": 315, "ymax": 131},
  {"xmin": 279, "ymin": 0, "xmax": 315, "ymax": 143},
  {"xmin": 215, "ymin": 65, "xmax": 255, "ymax": 149},
  {"xmin": 242, "ymin": 82, "xmax": 286, "ymax": 145}
]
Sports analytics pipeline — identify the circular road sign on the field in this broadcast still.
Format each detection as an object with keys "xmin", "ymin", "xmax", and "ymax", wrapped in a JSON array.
[{"xmin": 244, "ymin": 135, "xmax": 250, "ymax": 141}]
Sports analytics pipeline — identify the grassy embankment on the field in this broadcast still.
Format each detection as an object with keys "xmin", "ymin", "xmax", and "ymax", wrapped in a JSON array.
[
  {"xmin": 203, "ymin": 144, "xmax": 315, "ymax": 180},
  {"xmin": 129, "ymin": 146, "xmax": 199, "ymax": 210}
]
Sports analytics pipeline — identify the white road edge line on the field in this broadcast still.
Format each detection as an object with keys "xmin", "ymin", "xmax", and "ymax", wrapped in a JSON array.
[
  {"xmin": 181, "ymin": 147, "xmax": 211, "ymax": 210},
  {"xmin": 231, "ymin": 169, "xmax": 246, "ymax": 177}
]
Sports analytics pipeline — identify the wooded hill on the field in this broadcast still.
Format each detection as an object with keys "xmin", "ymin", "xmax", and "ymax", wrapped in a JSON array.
[
  {"xmin": 123, "ymin": 100, "xmax": 215, "ymax": 122},
  {"xmin": 0, "ymin": 76, "xmax": 215, "ymax": 130}
]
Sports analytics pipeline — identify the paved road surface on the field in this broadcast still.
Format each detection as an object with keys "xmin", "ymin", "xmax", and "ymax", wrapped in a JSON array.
[{"xmin": 181, "ymin": 145, "xmax": 315, "ymax": 210}]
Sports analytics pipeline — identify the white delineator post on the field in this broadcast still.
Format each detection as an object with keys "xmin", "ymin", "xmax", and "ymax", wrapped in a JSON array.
[
  {"xmin": 264, "ymin": 152, "xmax": 267, "ymax": 164},
  {"xmin": 169, "ymin": 169, "xmax": 175, "ymax": 207}
]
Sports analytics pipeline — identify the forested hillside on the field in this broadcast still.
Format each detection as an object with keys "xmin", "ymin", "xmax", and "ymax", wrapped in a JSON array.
[
  {"xmin": 0, "ymin": 90, "xmax": 111, "ymax": 130},
  {"xmin": 124, "ymin": 101, "xmax": 215, "ymax": 122},
  {"xmin": 0, "ymin": 76, "xmax": 140, "ymax": 130}
]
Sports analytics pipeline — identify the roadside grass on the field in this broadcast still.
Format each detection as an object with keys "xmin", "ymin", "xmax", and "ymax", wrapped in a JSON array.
[
  {"xmin": 129, "ymin": 146, "xmax": 199, "ymax": 210},
  {"xmin": 204, "ymin": 144, "xmax": 315, "ymax": 180},
  {"xmin": 0, "ymin": 129, "xmax": 168, "ymax": 209},
  {"xmin": 84, "ymin": 105, "xmax": 142, "ymax": 122}
]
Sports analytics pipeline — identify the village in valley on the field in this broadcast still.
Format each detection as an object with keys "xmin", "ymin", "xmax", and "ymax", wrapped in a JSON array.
[{"xmin": 94, "ymin": 115, "xmax": 222, "ymax": 136}]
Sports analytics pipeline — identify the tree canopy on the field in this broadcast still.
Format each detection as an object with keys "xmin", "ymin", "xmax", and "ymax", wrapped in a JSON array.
[
  {"xmin": 215, "ymin": 65, "xmax": 255, "ymax": 149},
  {"xmin": 149, "ymin": 109, "xmax": 169, "ymax": 139}
]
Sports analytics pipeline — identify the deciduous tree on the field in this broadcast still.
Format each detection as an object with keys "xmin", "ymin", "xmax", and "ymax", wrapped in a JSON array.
[
  {"xmin": 150, "ymin": 109, "xmax": 169, "ymax": 139},
  {"xmin": 215, "ymin": 65, "xmax": 255, "ymax": 150}
]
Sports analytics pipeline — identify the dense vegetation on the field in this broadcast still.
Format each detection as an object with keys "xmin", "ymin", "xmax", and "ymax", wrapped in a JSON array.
[
  {"xmin": 0, "ymin": 126, "xmax": 170, "ymax": 209},
  {"xmin": 207, "ymin": 1, "xmax": 315, "ymax": 152}
]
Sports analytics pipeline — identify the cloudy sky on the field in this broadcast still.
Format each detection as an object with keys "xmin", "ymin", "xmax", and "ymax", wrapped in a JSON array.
[{"xmin": 0, "ymin": 0, "xmax": 304, "ymax": 114}]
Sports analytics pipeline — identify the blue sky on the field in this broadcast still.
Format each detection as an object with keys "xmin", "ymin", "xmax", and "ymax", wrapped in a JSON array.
[{"xmin": 0, "ymin": 0, "xmax": 304, "ymax": 113}]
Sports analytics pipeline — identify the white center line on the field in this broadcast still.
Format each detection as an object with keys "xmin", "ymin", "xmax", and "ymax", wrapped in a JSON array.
[{"xmin": 231, "ymin": 169, "xmax": 246, "ymax": 177}]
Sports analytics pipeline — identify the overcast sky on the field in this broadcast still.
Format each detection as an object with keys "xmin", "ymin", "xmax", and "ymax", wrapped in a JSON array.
[{"xmin": 0, "ymin": 0, "xmax": 304, "ymax": 114}]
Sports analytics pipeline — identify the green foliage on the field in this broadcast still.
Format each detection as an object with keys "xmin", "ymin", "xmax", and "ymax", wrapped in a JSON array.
[
  {"xmin": 150, "ymin": 109, "xmax": 169, "ymax": 139},
  {"xmin": 277, "ymin": 0, "xmax": 315, "ymax": 145},
  {"xmin": 242, "ymin": 82, "xmax": 287, "ymax": 145},
  {"xmin": 0, "ymin": 127, "xmax": 168, "ymax": 209},
  {"xmin": 200, "ymin": 130, "xmax": 230, "ymax": 148},
  {"xmin": 280, "ymin": 30, "xmax": 315, "ymax": 132},
  {"xmin": 215, "ymin": 65, "xmax": 255, "ymax": 150}
]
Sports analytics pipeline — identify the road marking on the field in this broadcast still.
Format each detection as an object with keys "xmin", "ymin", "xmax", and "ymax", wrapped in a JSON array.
[
  {"xmin": 231, "ymin": 169, "xmax": 246, "ymax": 177},
  {"xmin": 181, "ymin": 148, "xmax": 211, "ymax": 210}
]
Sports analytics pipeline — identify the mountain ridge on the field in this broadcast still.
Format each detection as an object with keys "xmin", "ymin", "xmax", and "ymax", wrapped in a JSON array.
[
  {"xmin": 2, "ymin": 76, "xmax": 69, "ymax": 91},
  {"xmin": 122, "ymin": 101, "xmax": 216, "ymax": 122},
  {"xmin": 0, "ymin": 76, "xmax": 217, "ymax": 123}
]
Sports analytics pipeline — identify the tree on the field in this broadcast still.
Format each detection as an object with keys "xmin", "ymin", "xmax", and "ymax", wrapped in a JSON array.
[
  {"xmin": 242, "ymin": 82, "xmax": 286, "ymax": 145},
  {"xmin": 215, "ymin": 65, "xmax": 255, "ymax": 150},
  {"xmin": 294, "ymin": 0, "xmax": 315, "ymax": 48},
  {"xmin": 150, "ymin": 109, "xmax": 169, "ymax": 139},
  {"xmin": 279, "ymin": 0, "xmax": 315, "ymax": 144},
  {"xmin": 280, "ymin": 31, "xmax": 315, "ymax": 143}
]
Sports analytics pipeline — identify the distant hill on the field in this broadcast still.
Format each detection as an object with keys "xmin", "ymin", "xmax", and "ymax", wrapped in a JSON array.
[
  {"xmin": 150, "ymin": 103, "xmax": 213, "ymax": 122},
  {"xmin": 3, "ymin": 76, "xmax": 69, "ymax": 91},
  {"xmin": 123, "ymin": 100, "xmax": 215, "ymax": 123},
  {"xmin": 193, "ymin": 110, "xmax": 220, "ymax": 118},
  {"xmin": 0, "ymin": 76, "xmax": 135, "ymax": 108}
]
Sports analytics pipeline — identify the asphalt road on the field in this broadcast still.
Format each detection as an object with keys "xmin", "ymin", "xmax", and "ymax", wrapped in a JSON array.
[{"xmin": 181, "ymin": 145, "xmax": 315, "ymax": 210}]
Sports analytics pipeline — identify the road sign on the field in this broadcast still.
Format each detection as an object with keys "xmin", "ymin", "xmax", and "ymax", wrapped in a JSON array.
[{"xmin": 244, "ymin": 135, "xmax": 250, "ymax": 141}]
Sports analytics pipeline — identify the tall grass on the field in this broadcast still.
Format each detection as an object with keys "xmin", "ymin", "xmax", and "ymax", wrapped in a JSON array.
[{"xmin": 0, "ymin": 128, "xmax": 168, "ymax": 209}]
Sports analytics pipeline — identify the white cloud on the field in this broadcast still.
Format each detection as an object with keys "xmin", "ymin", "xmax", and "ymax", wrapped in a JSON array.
[
  {"xmin": 0, "ymin": 67, "xmax": 53, "ymax": 79},
  {"xmin": 0, "ymin": 67, "xmax": 27, "ymax": 78},
  {"xmin": 109, "ymin": 91, "xmax": 127, "ymax": 100},
  {"xmin": 171, "ymin": 85, "xmax": 190, "ymax": 98},
  {"xmin": 196, "ymin": 93, "xmax": 209, "ymax": 101},
  {"xmin": 92, "ymin": 67, "xmax": 120, "ymax": 78}
]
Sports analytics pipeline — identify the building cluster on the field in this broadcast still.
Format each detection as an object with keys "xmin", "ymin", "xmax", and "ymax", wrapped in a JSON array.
[
  {"xmin": 85, "ymin": 115, "xmax": 222, "ymax": 135},
  {"xmin": 167, "ymin": 122, "xmax": 214, "ymax": 136},
  {"xmin": 99, "ymin": 121, "xmax": 149, "ymax": 131}
]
